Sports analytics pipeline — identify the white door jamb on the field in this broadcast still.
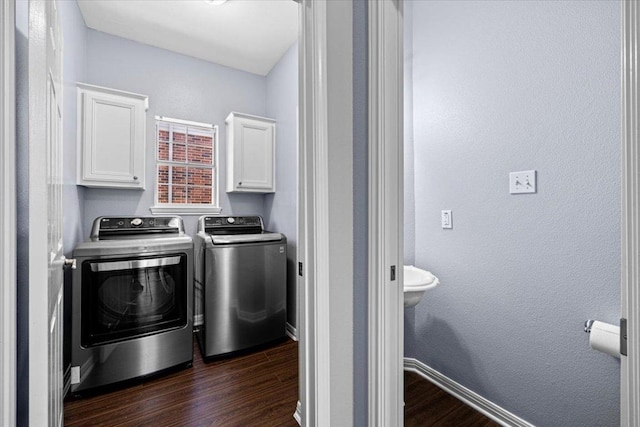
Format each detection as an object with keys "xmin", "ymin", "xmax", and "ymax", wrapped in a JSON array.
[
  {"xmin": 368, "ymin": 1, "xmax": 404, "ymax": 426},
  {"xmin": 621, "ymin": 2, "xmax": 640, "ymax": 426},
  {"xmin": 298, "ymin": 0, "xmax": 355, "ymax": 425},
  {"xmin": 0, "ymin": 0, "xmax": 17, "ymax": 425}
]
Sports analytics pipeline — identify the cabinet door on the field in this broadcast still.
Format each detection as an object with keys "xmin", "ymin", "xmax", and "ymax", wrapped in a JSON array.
[
  {"xmin": 79, "ymin": 88, "xmax": 146, "ymax": 189},
  {"xmin": 233, "ymin": 117, "xmax": 275, "ymax": 192}
]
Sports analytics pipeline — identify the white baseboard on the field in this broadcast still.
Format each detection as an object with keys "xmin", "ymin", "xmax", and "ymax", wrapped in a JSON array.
[
  {"xmin": 286, "ymin": 322, "xmax": 298, "ymax": 341},
  {"xmin": 404, "ymin": 358, "xmax": 535, "ymax": 427},
  {"xmin": 294, "ymin": 400, "xmax": 301, "ymax": 425}
]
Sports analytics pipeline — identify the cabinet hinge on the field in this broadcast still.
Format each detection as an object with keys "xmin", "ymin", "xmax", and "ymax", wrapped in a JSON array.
[
  {"xmin": 621, "ymin": 318, "xmax": 628, "ymax": 356},
  {"xmin": 298, "ymin": 262, "xmax": 303, "ymax": 277},
  {"xmin": 390, "ymin": 265, "xmax": 396, "ymax": 281}
]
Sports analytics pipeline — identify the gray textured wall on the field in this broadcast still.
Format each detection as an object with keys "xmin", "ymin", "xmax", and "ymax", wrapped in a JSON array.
[
  {"xmin": 82, "ymin": 29, "xmax": 268, "ymax": 236},
  {"xmin": 264, "ymin": 41, "xmax": 298, "ymax": 329},
  {"xmin": 405, "ymin": 1, "xmax": 621, "ymax": 426}
]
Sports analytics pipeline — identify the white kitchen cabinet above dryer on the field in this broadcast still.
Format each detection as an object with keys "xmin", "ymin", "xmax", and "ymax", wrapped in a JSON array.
[
  {"xmin": 77, "ymin": 83, "xmax": 149, "ymax": 189},
  {"xmin": 225, "ymin": 112, "xmax": 276, "ymax": 193}
]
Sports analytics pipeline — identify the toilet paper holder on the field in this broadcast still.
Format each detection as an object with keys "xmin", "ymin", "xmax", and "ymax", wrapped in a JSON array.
[
  {"xmin": 584, "ymin": 319, "xmax": 595, "ymax": 333},
  {"xmin": 584, "ymin": 318, "xmax": 628, "ymax": 356}
]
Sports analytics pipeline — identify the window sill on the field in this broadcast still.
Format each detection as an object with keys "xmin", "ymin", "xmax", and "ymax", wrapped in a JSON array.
[{"xmin": 149, "ymin": 205, "xmax": 222, "ymax": 215}]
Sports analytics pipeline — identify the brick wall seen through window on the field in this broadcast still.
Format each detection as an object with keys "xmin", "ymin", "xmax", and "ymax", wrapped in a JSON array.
[{"xmin": 156, "ymin": 119, "xmax": 217, "ymax": 205}]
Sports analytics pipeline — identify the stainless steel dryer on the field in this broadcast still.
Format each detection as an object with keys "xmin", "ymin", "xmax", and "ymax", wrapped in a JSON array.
[
  {"xmin": 195, "ymin": 215, "xmax": 286, "ymax": 358},
  {"xmin": 70, "ymin": 216, "xmax": 193, "ymax": 394}
]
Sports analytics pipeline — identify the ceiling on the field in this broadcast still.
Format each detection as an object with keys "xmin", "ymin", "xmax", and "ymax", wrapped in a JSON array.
[{"xmin": 76, "ymin": 0, "xmax": 298, "ymax": 76}]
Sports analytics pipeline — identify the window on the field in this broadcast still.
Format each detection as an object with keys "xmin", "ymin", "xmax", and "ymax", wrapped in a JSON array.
[{"xmin": 151, "ymin": 116, "xmax": 220, "ymax": 214}]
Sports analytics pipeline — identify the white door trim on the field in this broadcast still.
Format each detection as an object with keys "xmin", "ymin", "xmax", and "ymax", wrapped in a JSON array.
[
  {"xmin": 621, "ymin": 2, "xmax": 640, "ymax": 425},
  {"xmin": 0, "ymin": 0, "xmax": 17, "ymax": 425},
  {"xmin": 28, "ymin": 0, "xmax": 50, "ymax": 417},
  {"xmin": 368, "ymin": 1, "xmax": 404, "ymax": 425},
  {"xmin": 29, "ymin": 0, "xmax": 66, "ymax": 424},
  {"xmin": 298, "ymin": 0, "xmax": 354, "ymax": 424}
]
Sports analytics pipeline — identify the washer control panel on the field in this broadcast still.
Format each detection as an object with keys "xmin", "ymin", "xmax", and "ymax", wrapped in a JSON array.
[
  {"xmin": 92, "ymin": 216, "xmax": 184, "ymax": 239},
  {"xmin": 203, "ymin": 216, "xmax": 263, "ymax": 228}
]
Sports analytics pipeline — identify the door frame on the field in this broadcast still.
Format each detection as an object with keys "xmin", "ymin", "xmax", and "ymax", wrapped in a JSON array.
[
  {"xmin": 367, "ymin": 0, "xmax": 404, "ymax": 425},
  {"xmin": 298, "ymin": 0, "xmax": 405, "ymax": 424},
  {"xmin": 298, "ymin": 0, "xmax": 355, "ymax": 424},
  {"xmin": 621, "ymin": 2, "xmax": 640, "ymax": 425},
  {"xmin": 0, "ymin": 0, "xmax": 17, "ymax": 425}
]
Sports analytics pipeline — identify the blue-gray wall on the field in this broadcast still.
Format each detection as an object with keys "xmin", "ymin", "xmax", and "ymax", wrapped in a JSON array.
[
  {"xmin": 265, "ymin": 42, "xmax": 298, "ymax": 329},
  {"xmin": 82, "ymin": 29, "xmax": 268, "ymax": 236},
  {"xmin": 404, "ymin": 1, "xmax": 620, "ymax": 426}
]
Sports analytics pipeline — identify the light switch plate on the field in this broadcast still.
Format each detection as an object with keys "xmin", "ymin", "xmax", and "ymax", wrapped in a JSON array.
[
  {"xmin": 510, "ymin": 170, "xmax": 536, "ymax": 194},
  {"xmin": 441, "ymin": 210, "xmax": 452, "ymax": 229}
]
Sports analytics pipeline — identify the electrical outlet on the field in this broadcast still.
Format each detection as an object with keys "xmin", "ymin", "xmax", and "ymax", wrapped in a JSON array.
[
  {"xmin": 510, "ymin": 170, "xmax": 536, "ymax": 194},
  {"xmin": 441, "ymin": 210, "xmax": 452, "ymax": 229}
]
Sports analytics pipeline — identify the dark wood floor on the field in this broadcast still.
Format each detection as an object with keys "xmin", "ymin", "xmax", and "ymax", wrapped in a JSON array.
[
  {"xmin": 65, "ymin": 338, "xmax": 498, "ymax": 426},
  {"xmin": 404, "ymin": 372, "xmax": 500, "ymax": 427},
  {"xmin": 64, "ymin": 338, "xmax": 299, "ymax": 427}
]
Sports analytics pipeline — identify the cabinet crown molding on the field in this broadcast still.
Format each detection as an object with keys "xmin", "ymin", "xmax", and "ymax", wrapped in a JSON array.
[
  {"xmin": 77, "ymin": 82, "xmax": 149, "ymax": 111},
  {"xmin": 225, "ymin": 111, "xmax": 276, "ymax": 124}
]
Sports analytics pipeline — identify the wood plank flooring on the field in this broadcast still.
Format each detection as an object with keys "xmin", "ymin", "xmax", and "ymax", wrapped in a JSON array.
[
  {"xmin": 64, "ymin": 338, "xmax": 499, "ymax": 426},
  {"xmin": 405, "ymin": 371, "xmax": 500, "ymax": 427},
  {"xmin": 64, "ymin": 338, "xmax": 299, "ymax": 427}
]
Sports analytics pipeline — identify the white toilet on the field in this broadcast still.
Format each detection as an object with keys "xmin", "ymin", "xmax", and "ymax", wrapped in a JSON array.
[{"xmin": 403, "ymin": 265, "xmax": 439, "ymax": 307}]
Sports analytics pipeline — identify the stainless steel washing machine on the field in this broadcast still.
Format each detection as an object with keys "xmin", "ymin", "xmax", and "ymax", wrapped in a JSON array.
[
  {"xmin": 194, "ymin": 215, "xmax": 286, "ymax": 358},
  {"xmin": 70, "ymin": 216, "xmax": 193, "ymax": 394}
]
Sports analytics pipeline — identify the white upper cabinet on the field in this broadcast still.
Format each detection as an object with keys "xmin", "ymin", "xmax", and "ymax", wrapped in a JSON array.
[
  {"xmin": 77, "ymin": 83, "xmax": 148, "ymax": 189},
  {"xmin": 226, "ymin": 112, "xmax": 276, "ymax": 193}
]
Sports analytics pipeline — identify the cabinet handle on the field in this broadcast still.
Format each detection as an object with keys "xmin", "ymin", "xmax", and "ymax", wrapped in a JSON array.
[
  {"xmin": 133, "ymin": 176, "xmax": 138, "ymax": 181},
  {"xmin": 238, "ymin": 182, "xmax": 242, "ymax": 186}
]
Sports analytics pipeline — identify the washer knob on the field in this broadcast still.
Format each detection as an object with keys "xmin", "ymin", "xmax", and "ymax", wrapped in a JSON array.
[
  {"xmin": 227, "ymin": 217, "xmax": 235, "ymax": 224},
  {"xmin": 131, "ymin": 218, "xmax": 143, "ymax": 227}
]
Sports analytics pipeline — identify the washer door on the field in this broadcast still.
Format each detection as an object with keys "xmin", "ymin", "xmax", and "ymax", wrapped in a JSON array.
[{"xmin": 81, "ymin": 254, "xmax": 188, "ymax": 347}]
